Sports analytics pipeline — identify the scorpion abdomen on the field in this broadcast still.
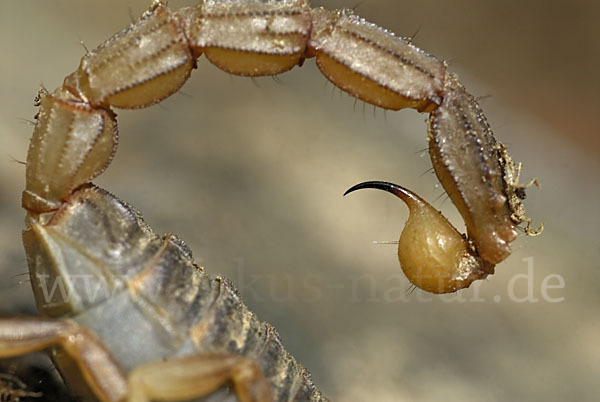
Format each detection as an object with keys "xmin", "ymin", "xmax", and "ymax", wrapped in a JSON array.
[{"xmin": 23, "ymin": 184, "xmax": 326, "ymax": 401}]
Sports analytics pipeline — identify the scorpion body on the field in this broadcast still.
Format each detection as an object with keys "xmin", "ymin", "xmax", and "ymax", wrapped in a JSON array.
[
  {"xmin": 0, "ymin": 0, "xmax": 538, "ymax": 400},
  {"xmin": 23, "ymin": 184, "xmax": 324, "ymax": 401}
]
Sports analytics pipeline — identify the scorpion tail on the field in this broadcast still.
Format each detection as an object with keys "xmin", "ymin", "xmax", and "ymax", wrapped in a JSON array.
[{"xmin": 344, "ymin": 181, "xmax": 495, "ymax": 294}]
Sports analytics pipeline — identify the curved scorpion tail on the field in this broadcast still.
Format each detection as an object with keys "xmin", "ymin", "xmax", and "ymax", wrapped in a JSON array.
[
  {"xmin": 345, "ymin": 76, "xmax": 540, "ymax": 294},
  {"xmin": 345, "ymin": 181, "xmax": 495, "ymax": 294}
]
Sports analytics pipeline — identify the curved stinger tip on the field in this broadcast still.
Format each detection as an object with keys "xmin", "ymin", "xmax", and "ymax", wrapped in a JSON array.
[{"xmin": 343, "ymin": 181, "xmax": 418, "ymax": 205}]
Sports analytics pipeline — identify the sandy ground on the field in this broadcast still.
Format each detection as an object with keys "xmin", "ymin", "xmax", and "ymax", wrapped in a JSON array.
[{"xmin": 1, "ymin": 1, "xmax": 599, "ymax": 401}]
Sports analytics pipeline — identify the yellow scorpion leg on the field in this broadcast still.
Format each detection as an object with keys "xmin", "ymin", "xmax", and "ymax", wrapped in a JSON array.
[
  {"xmin": 128, "ymin": 354, "xmax": 271, "ymax": 402},
  {"xmin": 0, "ymin": 317, "xmax": 127, "ymax": 401}
]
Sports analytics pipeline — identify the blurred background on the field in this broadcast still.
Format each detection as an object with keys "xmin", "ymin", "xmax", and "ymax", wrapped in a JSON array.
[{"xmin": 1, "ymin": 0, "xmax": 598, "ymax": 401}]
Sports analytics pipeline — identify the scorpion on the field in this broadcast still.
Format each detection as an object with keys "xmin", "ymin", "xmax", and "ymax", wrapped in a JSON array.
[{"xmin": 0, "ymin": 0, "xmax": 540, "ymax": 400}]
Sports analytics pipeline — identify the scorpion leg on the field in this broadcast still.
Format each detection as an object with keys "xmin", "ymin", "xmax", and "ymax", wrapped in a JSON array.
[
  {"xmin": 0, "ymin": 373, "xmax": 42, "ymax": 400},
  {"xmin": 128, "ymin": 354, "xmax": 270, "ymax": 402},
  {"xmin": 0, "ymin": 317, "xmax": 127, "ymax": 401}
]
